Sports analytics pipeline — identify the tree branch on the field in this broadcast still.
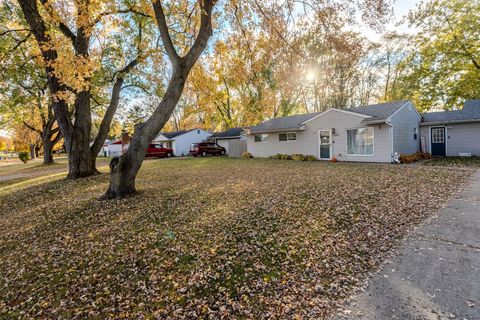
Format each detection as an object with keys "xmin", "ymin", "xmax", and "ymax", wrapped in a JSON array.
[
  {"xmin": 39, "ymin": 0, "xmax": 76, "ymax": 43},
  {"xmin": 151, "ymin": 0, "xmax": 180, "ymax": 64},
  {"xmin": 23, "ymin": 121, "xmax": 42, "ymax": 135},
  {"xmin": 91, "ymin": 56, "xmax": 140, "ymax": 155}
]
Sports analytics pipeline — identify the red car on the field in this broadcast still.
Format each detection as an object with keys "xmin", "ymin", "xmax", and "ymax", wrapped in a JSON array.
[
  {"xmin": 146, "ymin": 144, "xmax": 173, "ymax": 158},
  {"xmin": 189, "ymin": 142, "xmax": 226, "ymax": 157}
]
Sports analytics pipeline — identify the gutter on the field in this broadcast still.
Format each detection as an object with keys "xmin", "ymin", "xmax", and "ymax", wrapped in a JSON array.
[
  {"xmin": 420, "ymin": 119, "xmax": 480, "ymax": 126},
  {"xmin": 246, "ymin": 125, "xmax": 306, "ymax": 135}
]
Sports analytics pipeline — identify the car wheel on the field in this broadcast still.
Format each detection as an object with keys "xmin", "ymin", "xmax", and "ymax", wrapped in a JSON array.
[
  {"xmin": 167, "ymin": 152, "xmax": 172, "ymax": 158},
  {"xmin": 221, "ymin": 150, "xmax": 225, "ymax": 155},
  {"xmin": 202, "ymin": 151, "xmax": 207, "ymax": 157}
]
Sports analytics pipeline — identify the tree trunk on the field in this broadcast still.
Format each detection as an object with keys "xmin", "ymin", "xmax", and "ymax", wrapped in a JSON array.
[
  {"xmin": 29, "ymin": 144, "xmax": 35, "ymax": 159},
  {"xmin": 67, "ymin": 144, "xmax": 97, "ymax": 179},
  {"xmin": 104, "ymin": 144, "xmax": 145, "ymax": 198},
  {"xmin": 105, "ymin": 70, "xmax": 188, "ymax": 198},
  {"xmin": 42, "ymin": 135, "xmax": 54, "ymax": 165}
]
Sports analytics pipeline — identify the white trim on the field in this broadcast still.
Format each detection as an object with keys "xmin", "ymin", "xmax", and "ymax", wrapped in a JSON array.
[
  {"xmin": 302, "ymin": 108, "xmax": 371, "ymax": 125},
  {"xmin": 318, "ymin": 129, "xmax": 332, "ymax": 160},
  {"xmin": 429, "ymin": 125, "xmax": 448, "ymax": 156},
  {"xmin": 386, "ymin": 101, "xmax": 422, "ymax": 122},
  {"xmin": 345, "ymin": 127, "xmax": 375, "ymax": 157}
]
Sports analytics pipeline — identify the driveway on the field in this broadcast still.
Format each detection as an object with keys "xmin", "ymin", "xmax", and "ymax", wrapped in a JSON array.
[{"xmin": 335, "ymin": 170, "xmax": 480, "ymax": 320}]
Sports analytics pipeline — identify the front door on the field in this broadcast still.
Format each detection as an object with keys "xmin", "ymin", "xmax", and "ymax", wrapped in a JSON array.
[
  {"xmin": 431, "ymin": 127, "xmax": 446, "ymax": 156},
  {"xmin": 319, "ymin": 130, "xmax": 331, "ymax": 160}
]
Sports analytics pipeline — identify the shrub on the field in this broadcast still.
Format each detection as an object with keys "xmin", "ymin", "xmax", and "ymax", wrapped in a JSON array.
[
  {"xmin": 271, "ymin": 153, "xmax": 291, "ymax": 160},
  {"xmin": 291, "ymin": 154, "xmax": 306, "ymax": 161},
  {"xmin": 241, "ymin": 151, "xmax": 253, "ymax": 159},
  {"xmin": 415, "ymin": 152, "xmax": 432, "ymax": 160},
  {"xmin": 18, "ymin": 152, "xmax": 30, "ymax": 163},
  {"xmin": 304, "ymin": 155, "xmax": 317, "ymax": 161},
  {"xmin": 399, "ymin": 152, "xmax": 432, "ymax": 163}
]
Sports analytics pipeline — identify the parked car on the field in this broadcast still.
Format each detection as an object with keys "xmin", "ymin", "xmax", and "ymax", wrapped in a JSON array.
[
  {"xmin": 189, "ymin": 142, "xmax": 226, "ymax": 157},
  {"xmin": 146, "ymin": 144, "xmax": 173, "ymax": 158}
]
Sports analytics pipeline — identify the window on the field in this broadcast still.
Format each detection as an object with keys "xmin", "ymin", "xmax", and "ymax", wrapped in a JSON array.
[
  {"xmin": 347, "ymin": 127, "xmax": 374, "ymax": 155},
  {"xmin": 432, "ymin": 128, "xmax": 444, "ymax": 143},
  {"xmin": 254, "ymin": 134, "xmax": 269, "ymax": 142},
  {"xmin": 279, "ymin": 132, "xmax": 296, "ymax": 141},
  {"xmin": 413, "ymin": 127, "xmax": 418, "ymax": 140}
]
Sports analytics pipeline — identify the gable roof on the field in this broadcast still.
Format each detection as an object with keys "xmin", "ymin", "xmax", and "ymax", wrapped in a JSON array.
[
  {"xmin": 211, "ymin": 127, "xmax": 244, "ymax": 139},
  {"xmin": 344, "ymin": 100, "xmax": 410, "ymax": 121},
  {"xmin": 161, "ymin": 130, "xmax": 190, "ymax": 139},
  {"xmin": 421, "ymin": 99, "xmax": 480, "ymax": 125},
  {"xmin": 247, "ymin": 100, "xmax": 410, "ymax": 133}
]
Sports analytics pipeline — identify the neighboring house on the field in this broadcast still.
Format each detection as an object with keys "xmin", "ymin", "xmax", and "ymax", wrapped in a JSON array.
[
  {"xmin": 153, "ymin": 129, "xmax": 212, "ymax": 156},
  {"xmin": 420, "ymin": 99, "xmax": 480, "ymax": 156},
  {"xmin": 208, "ymin": 128, "xmax": 245, "ymax": 154},
  {"xmin": 246, "ymin": 100, "xmax": 421, "ymax": 163},
  {"xmin": 107, "ymin": 140, "xmax": 128, "ymax": 157}
]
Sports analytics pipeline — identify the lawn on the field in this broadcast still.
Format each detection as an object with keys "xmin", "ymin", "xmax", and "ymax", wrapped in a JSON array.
[
  {"xmin": 0, "ymin": 157, "xmax": 471, "ymax": 319},
  {"xmin": 423, "ymin": 156, "xmax": 480, "ymax": 167}
]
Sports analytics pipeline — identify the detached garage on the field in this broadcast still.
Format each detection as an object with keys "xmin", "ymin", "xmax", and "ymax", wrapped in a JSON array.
[{"xmin": 420, "ymin": 99, "xmax": 480, "ymax": 156}]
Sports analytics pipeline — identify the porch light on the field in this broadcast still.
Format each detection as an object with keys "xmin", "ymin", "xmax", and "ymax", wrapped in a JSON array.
[{"xmin": 331, "ymin": 128, "xmax": 336, "ymax": 135}]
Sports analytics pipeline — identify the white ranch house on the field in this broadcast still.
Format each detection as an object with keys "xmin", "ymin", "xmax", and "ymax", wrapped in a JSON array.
[
  {"xmin": 153, "ymin": 129, "xmax": 212, "ymax": 156},
  {"xmin": 246, "ymin": 99, "xmax": 480, "ymax": 162}
]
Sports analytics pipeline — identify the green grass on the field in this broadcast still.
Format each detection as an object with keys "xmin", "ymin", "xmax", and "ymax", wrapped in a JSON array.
[
  {"xmin": 423, "ymin": 156, "xmax": 480, "ymax": 167},
  {"xmin": 0, "ymin": 157, "xmax": 471, "ymax": 319}
]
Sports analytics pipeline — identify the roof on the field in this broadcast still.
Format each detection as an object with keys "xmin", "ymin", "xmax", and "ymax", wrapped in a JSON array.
[
  {"xmin": 344, "ymin": 100, "xmax": 410, "ymax": 121},
  {"xmin": 248, "ymin": 112, "xmax": 322, "ymax": 133},
  {"xmin": 421, "ymin": 99, "xmax": 480, "ymax": 125},
  {"xmin": 463, "ymin": 99, "xmax": 480, "ymax": 111},
  {"xmin": 248, "ymin": 100, "xmax": 409, "ymax": 133},
  {"xmin": 211, "ymin": 127, "xmax": 244, "ymax": 139},
  {"xmin": 161, "ymin": 130, "xmax": 190, "ymax": 139}
]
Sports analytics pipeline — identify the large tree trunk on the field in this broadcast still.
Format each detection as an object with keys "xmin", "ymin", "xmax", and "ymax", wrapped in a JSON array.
[
  {"xmin": 104, "ymin": 0, "xmax": 214, "ymax": 199},
  {"xmin": 67, "ymin": 132, "xmax": 97, "ymax": 179},
  {"xmin": 43, "ymin": 140, "xmax": 54, "ymax": 165},
  {"xmin": 105, "ymin": 70, "xmax": 188, "ymax": 198}
]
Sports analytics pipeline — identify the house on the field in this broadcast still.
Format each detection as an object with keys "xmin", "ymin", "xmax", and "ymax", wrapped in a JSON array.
[
  {"xmin": 246, "ymin": 100, "xmax": 421, "ymax": 162},
  {"xmin": 420, "ymin": 99, "xmax": 480, "ymax": 156},
  {"xmin": 106, "ymin": 140, "xmax": 127, "ymax": 157},
  {"xmin": 207, "ymin": 128, "xmax": 245, "ymax": 154},
  {"xmin": 153, "ymin": 129, "xmax": 212, "ymax": 156}
]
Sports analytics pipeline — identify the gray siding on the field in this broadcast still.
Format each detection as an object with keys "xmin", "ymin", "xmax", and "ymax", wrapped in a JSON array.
[
  {"xmin": 247, "ymin": 109, "xmax": 393, "ymax": 162},
  {"xmin": 390, "ymin": 101, "xmax": 421, "ymax": 154},
  {"xmin": 421, "ymin": 123, "xmax": 480, "ymax": 156}
]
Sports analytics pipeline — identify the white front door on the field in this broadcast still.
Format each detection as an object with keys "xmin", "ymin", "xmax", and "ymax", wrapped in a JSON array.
[{"xmin": 319, "ymin": 130, "xmax": 332, "ymax": 160}]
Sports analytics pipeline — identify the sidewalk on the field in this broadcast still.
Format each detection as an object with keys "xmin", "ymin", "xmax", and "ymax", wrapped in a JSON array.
[{"xmin": 336, "ymin": 170, "xmax": 480, "ymax": 320}]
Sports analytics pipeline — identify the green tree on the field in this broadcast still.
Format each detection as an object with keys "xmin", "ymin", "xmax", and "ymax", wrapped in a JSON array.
[{"xmin": 393, "ymin": 0, "xmax": 480, "ymax": 111}]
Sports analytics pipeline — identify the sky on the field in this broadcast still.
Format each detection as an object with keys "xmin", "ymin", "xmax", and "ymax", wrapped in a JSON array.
[
  {"xmin": 360, "ymin": 0, "xmax": 421, "ymax": 41},
  {"xmin": 0, "ymin": 0, "xmax": 422, "ymax": 139}
]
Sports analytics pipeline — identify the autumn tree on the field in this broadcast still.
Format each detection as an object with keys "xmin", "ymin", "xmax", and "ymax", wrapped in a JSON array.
[
  {"xmin": 392, "ymin": 0, "xmax": 480, "ymax": 110},
  {"xmin": 14, "ymin": 0, "xmax": 154, "ymax": 177},
  {"xmin": 0, "ymin": 2, "xmax": 62, "ymax": 164}
]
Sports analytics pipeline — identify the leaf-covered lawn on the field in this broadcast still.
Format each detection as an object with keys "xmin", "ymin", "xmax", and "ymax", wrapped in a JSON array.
[
  {"xmin": 423, "ymin": 156, "xmax": 480, "ymax": 168},
  {"xmin": 0, "ymin": 158, "xmax": 471, "ymax": 319}
]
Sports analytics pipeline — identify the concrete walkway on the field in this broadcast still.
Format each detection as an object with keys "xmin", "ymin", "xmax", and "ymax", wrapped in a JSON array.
[{"xmin": 336, "ymin": 170, "xmax": 480, "ymax": 320}]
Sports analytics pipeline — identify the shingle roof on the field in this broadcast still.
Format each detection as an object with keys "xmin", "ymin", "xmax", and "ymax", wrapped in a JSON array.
[
  {"xmin": 422, "ymin": 99, "xmax": 480, "ymax": 124},
  {"xmin": 248, "ymin": 100, "xmax": 410, "ymax": 133},
  {"xmin": 155, "ymin": 130, "xmax": 190, "ymax": 140},
  {"xmin": 345, "ymin": 100, "xmax": 410, "ymax": 121},
  {"xmin": 463, "ymin": 99, "xmax": 480, "ymax": 111},
  {"xmin": 248, "ymin": 112, "xmax": 322, "ymax": 133},
  {"xmin": 211, "ymin": 128, "xmax": 244, "ymax": 138}
]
